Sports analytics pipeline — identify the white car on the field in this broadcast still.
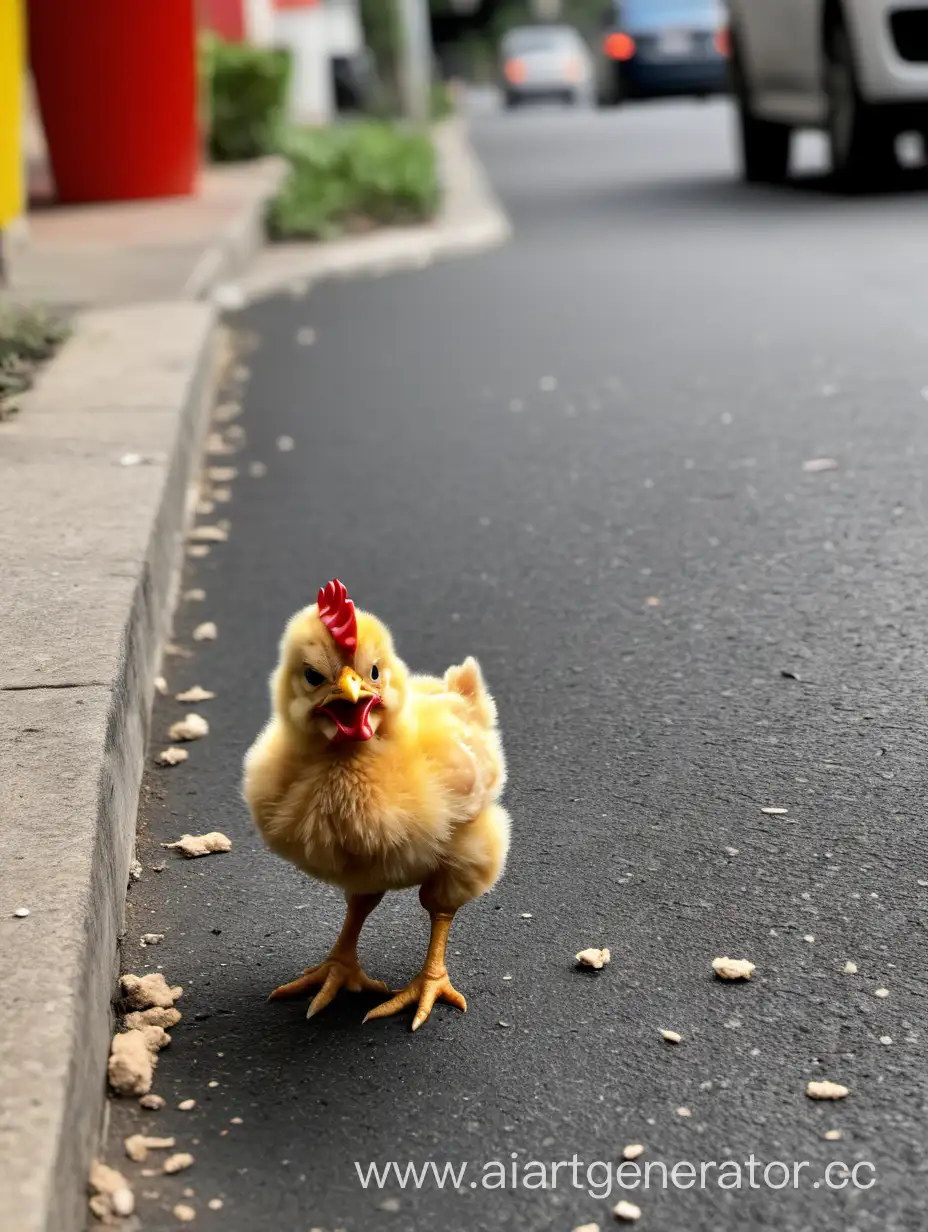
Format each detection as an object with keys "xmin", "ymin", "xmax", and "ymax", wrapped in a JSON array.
[{"xmin": 726, "ymin": 0, "xmax": 928, "ymax": 183}]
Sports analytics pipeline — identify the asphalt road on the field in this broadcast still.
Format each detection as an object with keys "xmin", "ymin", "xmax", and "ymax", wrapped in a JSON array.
[{"xmin": 114, "ymin": 98, "xmax": 928, "ymax": 1232}]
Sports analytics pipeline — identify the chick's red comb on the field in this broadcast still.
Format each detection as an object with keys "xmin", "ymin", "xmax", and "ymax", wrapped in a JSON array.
[{"xmin": 317, "ymin": 578, "xmax": 357, "ymax": 653}]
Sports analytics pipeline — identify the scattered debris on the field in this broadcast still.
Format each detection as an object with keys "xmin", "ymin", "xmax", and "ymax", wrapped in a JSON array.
[
  {"xmin": 509, "ymin": 398, "xmax": 524, "ymax": 412},
  {"xmin": 248, "ymin": 461, "xmax": 267, "ymax": 478},
  {"xmin": 156, "ymin": 747, "xmax": 189, "ymax": 767},
  {"xmin": 207, "ymin": 466, "xmax": 237, "ymax": 483},
  {"xmin": 296, "ymin": 327, "xmax": 316, "ymax": 346},
  {"xmin": 760, "ymin": 807, "xmax": 788, "ymax": 815},
  {"xmin": 520, "ymin": 912, "xmax": 533, "ymax": 919},
  {"xmin": 724, "ymin": 846, "xmax": 739, "ymax": 857},
  {"xmin": 676, "ymin": 1107, "xmax": 692, "ymax": 1117},
  {"xmin": 175, "ymin": 686, "xmax": 215, "ymax": 703},
  {"xmin": 140, "ymin": 1094, "xmax": 166, "ymax": 1111},
  {"xmin": 576, "ymin": 947, "xmax": 611, "ymax": 970},
  {"xmin": 875, "ymin": 987, "xmax": 890, "ymax": 999},
  {"xmin": 196, "ymin": 499, "xmax": 215, "ymax": 516},
  {"xmin": 806, "ymin": 1080, "xmax": 849, "ymax": 1101},
  {"xmin": 140, "ymin": 933, "xmax": 165, "ymax": 947},
  {"xmin": 187, "ymin": 545, "xmax": 211, "ymax": 558},
  {"xmin": 712, "ymin": 957, "xmax": 755, "ymax": 981},
  {"xmin": 880, "ymin": 1035, "xmax": 893, "ymax": 1045},
  {"xmin": 165, "ymin": 643, "xmax": 191, "ymax": 658},
  {"xmin": 539, "ymin": 376, "xmax": 558, "ymax": 392},
  {"xmin": 824, "ymin": 1129, "xmax": 843, "ymax": 1141},
  {"xmin": 173, "ymin": 1204, "xmax": 197, "ymax": 1223},
  {"xmin": 163, "ymin": 832, "xmax": 232, "ymax": 859},
  {"xmin": 125, "ymin": 1007, "xmax": 181, "ymax": 1031},
  {"xmin": 130, "ymin": 860, "xmax": 143, "ymax": 881},
  {"xmin": 572, "ymin": 1224, "xmax": 600, "ymax": 1232},
  {"xmin": 125, "ymin": 1134, "xmax": 176, "ymax": 1162},
  {"xmin": 121, "ymin": 973, "xmax": 183, "ymax": 1010},
  {"xmin": 645, "ymin": 596, "xmax": 661, "ymax": 607},
  {"xmin": 612, "ymin": 1199, "xmax": 642, "ymax": 1222},
  {"xmin": 622, "ymin": 1144, "xmax": 645, "ymax": 1161},
  {"xmin": 188, "ymin": 525, "xmax": 228, "ymax": 543},
  {"xmin": 178, "ymin": 1099, "xmax": 197, "ymax": 1111},
  {"xmin": 192, "ymin": 622, "xmax": 217, "ymax": 642},
  {"xmin": 804, "ymin": 935, "xmax": 815, "ymax": 944},
  {"xmin": 154, "ymin": 676, "xmax": 168, "ymax": 695},
  {"xmin": 205, "ymin": 432, "xmax": 234, "ymax": 457},
  {"xmin": 230, "ymin": 1117, "xmax": 243, "ymax": 1125},
  {"xmin": 212, "ymin": 486, "xmax": 232, "ymax": 502},
  {"xmin": 12, "ymin": 907, "xmax": 29, "ymax": 919},
  {"xmin": 843, "ymin": 961, "xmax": 858, "ymax": 975},
  {"xmin": 780, "ymin": 669, "xmax": 800, "ymax": 680},
  {"xmin": 802, "ymin": 457, "xmax": 840, "ymax": 473},
  {"xmin": 164, "ymin": 1153, "xmax": 194, "ymax": 1175},
  {"xmin": 661, "ymin": 1029, "xmax": 682, "ymax": 1044},
  {"xmin": 183, "ymin": 589, "xmax": 206, "ymax": 602},
  {"xmin": 108, "ymin": 1031, "xmax": 157, "ymax": 1096},
  {"xmin": 379, "ymin": 1197, "xmax": 401, "ymax": 1212},
  {"xmin": 167, "ymin": 714, "xmax": 209, "ymax": 742},
  {"xmin": 89, "ymin": 1160, "xmax": 135, "ymax": 1222},
  {"xmin": 276, "ymin": 435, "xmax": 295, "ymax": 452},
  {"xmin": 208, "ymin": 1199, "xmax": 224, "ymax": 1211}
]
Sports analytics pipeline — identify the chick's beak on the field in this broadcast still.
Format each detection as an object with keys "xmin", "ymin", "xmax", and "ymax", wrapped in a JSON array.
[{"xmin": 331, "ymin": 665, "xmax": 371, "ymax": 703}]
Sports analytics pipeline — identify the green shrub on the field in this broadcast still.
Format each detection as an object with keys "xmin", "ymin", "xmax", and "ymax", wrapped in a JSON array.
[
  {"xmin": 431, "ymin": 81, "xmax": 456, "ymax": 120},
  {"xmin": 202, "ymin": 34, "xmax": 292, "ymax": 162},
  {"xmin": 0, "ymin": 304, "xmax": 69, "ymax": 416},
  {"xmin": 268, "ymin": 122, "xmax": 441, "ymax": 241}
]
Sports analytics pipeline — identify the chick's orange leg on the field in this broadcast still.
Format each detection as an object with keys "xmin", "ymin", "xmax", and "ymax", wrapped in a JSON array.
[
  {"xmin": 268, "ymin": 892, "xmax": 389, "ymax": 1018},
  {"xmin": 364, "ymin": 909, "xmax": 466, "ymax": 1032}
]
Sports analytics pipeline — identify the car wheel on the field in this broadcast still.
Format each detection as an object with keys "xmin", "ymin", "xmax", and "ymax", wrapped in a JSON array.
[
  {"xmin": 504, "ymin": 92, "xmax": 520, "ymax": 110},
  {"xmin": 731, "ymin": 34, "xmax": 790, "ymax": 183},
  {"xmin": 596, "ymin": 67, "xmax": 624, "ymax": 108},
  {"xmin": 826, "ymin": 23, "xmax": 895, "ymax": 186}
]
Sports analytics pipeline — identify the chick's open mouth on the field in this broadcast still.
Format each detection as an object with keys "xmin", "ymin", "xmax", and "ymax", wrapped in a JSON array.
[{"xmin": 317, "ymin": 696, "xmax": 381, "ymax": 741}]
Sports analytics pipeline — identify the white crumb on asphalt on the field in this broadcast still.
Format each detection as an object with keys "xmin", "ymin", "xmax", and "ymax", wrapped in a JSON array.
[
  {"xmin": 761, "ymin": 807, "xmax": 788, "ymax": 814},
  {"xmin": 175, "ymin": 686, "xmax": 216, "ymax": 703},
  {"xmin": 126, "ymin": 1007, "xmax": 181, "ymax": 1030},
  {"xmin": 806, "ymin": 1080, "xmax": 849, "ymax": 1100},
  {"xmin": 802, "ymin": 457, "xmax": 840, "ymax": 472},
  {"xmin": 187, "ymin": 544, "xmax": 210, "ymax": 558},
  {"xmin": 539, "ymin": 376, "xmax": 557, "ymax": 392},
  {"xmin": 880, "ymin": 1035, "xmax": 893, "ymax": 1045},
  {"xmin": 712, "ymin": 956, "xmax": 755, "ymax": 981},
  {"xmin": 276, "ymin": 435, "xmax": 295, "ymax": 451},
  {"xmin": 824, "ymin": 1129, "xmax": 843, "ymax": 1141},
  {"xmin": 661, "ymin": 1030, "xmax": 682, "ymax": 1044},
  {"xmin": 12, "ymin": 907, "xmax": 29, "ymax": 918},
  {"xmin": 843, "ymin": 961, "xmax": 858, "ymax": 974},
  {"xmin": 804, "ymin": 935, "xmax": 815, "ymax": 943},
  {"xmin": 676, "ymin": 1106, "xmax": 692, "ymax": 1117},
  {"xmin": 520, "ymin": 912, "xmax": 533, "ymax": 918},
  {"xmin": 576, "ymin": 947, "xmax": 611, "ymax": 969},
  {"xmin": 140, "ymin": 933, "xmax": 165, "ymax": 947},
  {"xmin": 164, "ymin": 1153, "xmax": 194, "ymax": 1175},
  {"xmin": 571, "ymin": 1223, "xmax": 600, "ymax": 1232},
  {"xmin": 612, "ymin": 1199, "xmax": 642, "ymax": 1221},
  {"xmin": 192, "ymin": 621, "xmax": 218, "ymax": 641},
  {"xmin": 121, "ymin": 973, "xmax": 183, "ymax": 1010},
  {"xmin": 178, "ymin": 1099, "xmax": 197, "ymax": 1111},
  {"xmin": 183, "ymin": 589, "xmax": 206, "ymax": 602},
  {"xmin": 248, "ymin": 461, "xmax": 267, "ymax": 477},
  {"xmin": 156, "ymin": 747, "xmax": 189, "ymax": 767},
  {"xmin": 188, "ymin": 525, "xmax": 228, "ymax": 543},
  {"xmin": 207, "ymin": 1198, "xmax": 224, "ymax": 1210},
  {"xmin": 207, "ymin": 466, "xmax": 237, "ymax": 482},
  {"xmin": 297, "ymin": 327, "xmax": 316, "ymax": 346},
  {"xmin": 154, "ymin": 676, "xmax": 168, "ymax": 695},
  {"xmin": 379, "ymin": 1198, "xmax": 401, "ymax": 1212},
  {"xmin": 89, "ymin": 1161, "xmax": 135, "ymax": 1221},
  {"xmin": 167, "ymin": 714, "xmax": 209, "ymax": 742},
  {"xmin": 622, "ymin": 1144, "xmax": 645, "ymax": 1160},
  {"xmin": 173, "ymin": 1203, "xmax": 196, "ymax": 1223},
  {"xmin": 875, "ymin": 987, "xmax": 890, "ymax": 998},
  {"xmin": 140, "ymin": 1094, "xmax": 166, "ymax": 1110},
  {"xmin": 125, "ymin": 1134, "xmax": 176, "ymax": 1162},
  {"xmin": 163, "ymin": 832, "xmax": 232, "ymax": 859}
]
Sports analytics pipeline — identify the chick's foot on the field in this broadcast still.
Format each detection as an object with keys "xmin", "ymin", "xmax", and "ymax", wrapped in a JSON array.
[
  {"xmin": 268, "ymin": 957, "xmax": 390, "ymax": 1018},
  {"xmin": 363, "ymin": 970, "xmax": 467, "ymax": 1032}
]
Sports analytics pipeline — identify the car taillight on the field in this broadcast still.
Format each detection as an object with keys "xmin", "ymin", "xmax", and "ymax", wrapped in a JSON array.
[
  {"xmin": 714, "ymin": 26, "xmax": 730, "ymax": 56},
  {"xmin": 504, "ymin": 58, "xmax": 526, "ymax": 84},
  {"xmin": 604, "ymin": 31, "xmax": 636, "ymax": 61}
]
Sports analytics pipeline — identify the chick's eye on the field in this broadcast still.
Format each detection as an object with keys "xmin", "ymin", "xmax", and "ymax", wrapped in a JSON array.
[
  {"xmin": 371, "ymin": 664, "xmax": 380, "ymax": 682},
  {"xmin": 304, "ymin": 667, "xmax": 325, "ymax": 688}
]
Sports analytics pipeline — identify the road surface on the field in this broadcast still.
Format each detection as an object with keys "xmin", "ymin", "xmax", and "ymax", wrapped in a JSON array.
[{"xmin": 114, "ymin": 98, "xmax": 928, "ymax": 1231}]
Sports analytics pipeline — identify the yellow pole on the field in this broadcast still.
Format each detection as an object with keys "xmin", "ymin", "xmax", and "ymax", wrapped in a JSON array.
[{"xmin": 0, "ymin": 0, "xmax": 25, "ymax": 231}]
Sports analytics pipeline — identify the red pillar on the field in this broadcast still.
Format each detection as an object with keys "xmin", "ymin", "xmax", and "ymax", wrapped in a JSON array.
[{"xmin": 28, "ymin": 0, "xmax": 199, "ymax": 203}]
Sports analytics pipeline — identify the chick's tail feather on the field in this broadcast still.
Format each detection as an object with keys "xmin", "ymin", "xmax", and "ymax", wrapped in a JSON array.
[{"xmin": 444, "ymin": 656, "xmax": 497, "ymax": 729}]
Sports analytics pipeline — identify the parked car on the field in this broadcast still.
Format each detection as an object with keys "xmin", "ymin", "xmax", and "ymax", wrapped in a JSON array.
[
  {"xmin": 499, "ymin": 25, "xmax": 595, "ymax": 108},
  {"xmin": 727, "ymin": 0, "xmax": 928, "ymax": 184},
  {"xmin": 594, "ymin": 0, "xmax": 729, "ymax": 106}
]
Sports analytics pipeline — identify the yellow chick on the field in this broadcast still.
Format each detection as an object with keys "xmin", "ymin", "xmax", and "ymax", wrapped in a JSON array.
[{"xmin": 243, "ymin": 579, "xmax": 510, "ymax": 1030}]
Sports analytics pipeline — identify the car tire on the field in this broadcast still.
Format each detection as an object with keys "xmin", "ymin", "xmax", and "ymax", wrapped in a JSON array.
[
  {"xmin": 730, "ymin": 35, "xmax": 790, "ymax": 183},
  {"xmin": 596, "ymin": 67, "xmax": 624, "ymax": 108},
  {"xmin": 826, "ymin": 22, "xmax": 896, "ymax": 187},
  {"xmin": 504, "ymin": 92, "xmax": 520, "ymax": 111}
]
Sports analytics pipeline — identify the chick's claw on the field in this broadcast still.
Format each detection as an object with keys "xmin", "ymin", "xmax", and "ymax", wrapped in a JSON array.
[
  {"xmin": 268, "ymin": 957, "xmax": 389, "ymax": 1018},
  {"xmin": 363, "ymin": 972, "xmax": 467, "ymax": 1031}
]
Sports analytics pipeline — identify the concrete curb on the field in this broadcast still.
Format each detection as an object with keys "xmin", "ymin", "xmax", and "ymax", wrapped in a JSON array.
[
  {"xmin": 0, "ymin": 303, "xmax": 219, "ymax": 1232},
  {"xmin": 237, "ymin": 116, "xmax": 511, "ymax": 304}
]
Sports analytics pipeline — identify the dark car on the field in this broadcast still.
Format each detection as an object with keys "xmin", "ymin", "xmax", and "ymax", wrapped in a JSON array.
[{"xmin": 594, "ymin": 0, "xmax": 729, "ymax": 106}]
